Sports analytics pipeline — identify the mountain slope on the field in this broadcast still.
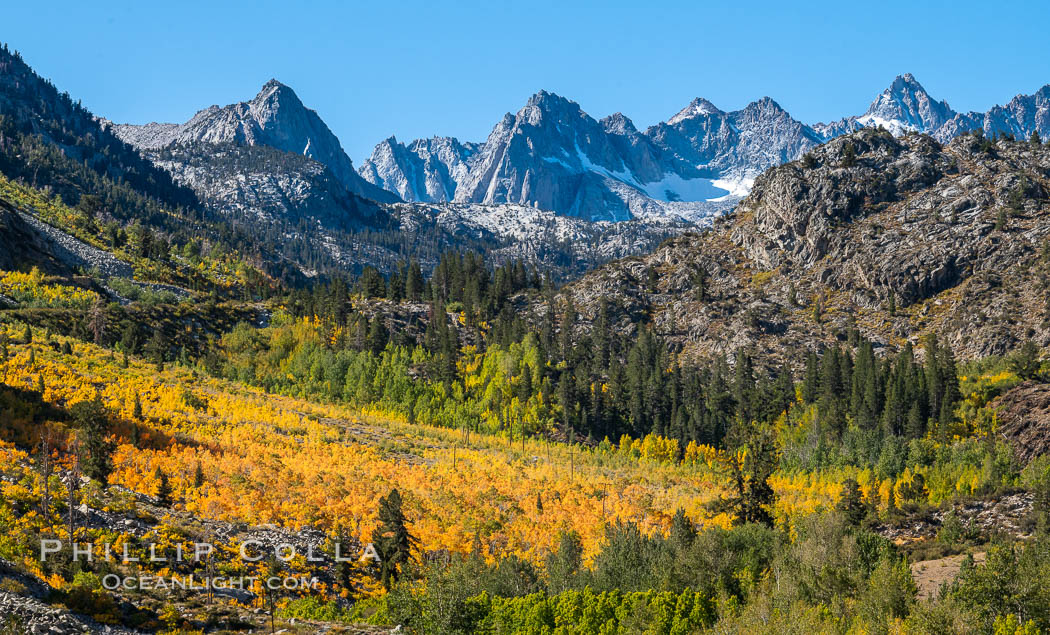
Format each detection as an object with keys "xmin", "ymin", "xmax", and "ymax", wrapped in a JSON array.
[
  {"xmin": 547, "ymin": 129, "xmax": 1050, "ymax": 364},
  {"xmin": 0, "ymin": 44, "xmax": 198, "ymax": 216}
]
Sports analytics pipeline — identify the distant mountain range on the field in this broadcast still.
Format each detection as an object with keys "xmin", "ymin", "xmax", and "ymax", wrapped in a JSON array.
[
  {"xmin": 109, "ymin": 72, "xmax": 1050, "ymax": 227},
  {"xmin": 358, "ymin": 73, "xmax": 1050, "ymax": 221},
  {"xmin": 4, "ymin": 37, "xmax": 1043, "ymax": 281}
]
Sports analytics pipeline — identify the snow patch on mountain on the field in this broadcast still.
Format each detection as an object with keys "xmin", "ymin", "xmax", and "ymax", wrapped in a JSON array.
[{"xmin": 640, "ymin": 172, "xmax": 730, "ymax": 202}]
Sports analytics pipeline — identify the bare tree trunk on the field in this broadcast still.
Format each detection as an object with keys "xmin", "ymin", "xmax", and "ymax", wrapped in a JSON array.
[{"xmin": 40, "ymin": 431, "xmax": 52, "ymax": 527}]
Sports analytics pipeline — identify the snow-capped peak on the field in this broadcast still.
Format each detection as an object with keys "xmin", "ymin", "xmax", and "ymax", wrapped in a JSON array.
[
  {"xmin": 668, "ymin": 98, "xmax": 722, "ymax": 125},
  {"xmin": 859, "ymin": 73, "xmax": 955, "ymax": 133}
]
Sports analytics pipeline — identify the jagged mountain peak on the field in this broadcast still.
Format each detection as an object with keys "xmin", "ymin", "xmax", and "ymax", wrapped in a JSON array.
[
  {"xmin": 600, "ymin": 112, "xmax": 638, "ymax": 135},
  {"xmin": 521, "ymin": 90, "xmax": 586, "ymax": 124},
  {"xmin": 860, "ymin": 73, "xmax": 955, "ymax": 133},
  {"xmin": 741, "ymin": 96, "xmax": 789, "ymax": 115},
  {"xmin": 112, "ymin": 79, "xmax": 398, "ymax": 203},
  {"xmin": 526, "ymin": 89, "xmax": 571, "ymax": 105},
  {"xmin": 251, "ymin": 78, "xmax": 301, "ymax": 106},
  {"xmin": 667, "ymin": 97, "xmax": 723, "ymax": 125},
  {"xmin": 891, "ymin": 72, "xmax": 922, "ymax": 89}
]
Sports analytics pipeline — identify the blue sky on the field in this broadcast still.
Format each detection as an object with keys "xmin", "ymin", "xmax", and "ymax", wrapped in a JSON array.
[{"xmin": 5, "ymin": 0, "xmax": 1049, "ymax": 163}]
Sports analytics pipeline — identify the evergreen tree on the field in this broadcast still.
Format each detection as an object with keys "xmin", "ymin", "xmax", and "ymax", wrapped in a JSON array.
[
  {"xmin": 841, "ymin": 142, "xmax": 857, "ymax": 167},
  {"xmin": 154, "ymin": 467, "xmax": 172, "ymax": 507},
  {"xmin": 405, "ymin": 259, "xmax": 422, "ymax": 304},
  {"xmin": 669, "ymin": 508, "xmax": 697, "ymax": 550},
  {"xmin": 559, "ymin": 298, "xmax": 576, "ymax": 362},
  {"xmin": 518, "ymin": 364, "xmax": 533, "ymax": 405},
  {"xmin": 145, "ymin": 329, "xmax": 167, "ymax": 369},
  {"xmin": 70, "ymin": 397, "xmax": 114, "ymax": 483},
  {"xmin": 366, "ymin": 318, "xmax": 389, "ymax": 356},
  {"xmin": 733, "ymin": 350, "xmax": 755, "ymax": 424},
  {"xmin": 194, "ymin": 461, "xmax": 205, "ymax": 489},
  {"xmin": 371, "ymin": 488, "xmax": 417, "ymax": 589},
  {"xmin": 839, "ymin": 478, "xmax": 867, "ymax": 525},
  {"xmin": 1009, "ymin": 341, "xmax": 1042, "ymax": 380},
  {"xmin": 801, "ymin": 350, "xmax": 820, "ymax": 403},
  {"xmin": 720, "ymin": 429, "xmax": 777, "ymax": 527}
]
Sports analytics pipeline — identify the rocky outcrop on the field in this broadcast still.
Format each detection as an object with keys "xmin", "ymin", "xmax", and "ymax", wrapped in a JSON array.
[
  {"xmin": 0, "ymin": 588, "xmax": 136, "ymax": 634},
  {"xmin": 996, "ymin": 382, "xmax": 1050, "ymax": 465},
  {"xmin": 547, "ymin": 130, "xmax": 1050, "ymax": 364}
]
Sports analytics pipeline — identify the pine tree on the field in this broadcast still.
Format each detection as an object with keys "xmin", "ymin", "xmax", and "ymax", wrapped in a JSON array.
[
  {"xmin": 405, "ymin": 258, "xmax": 425, "ymax": 302},
  {"xmin": 995, "ymin": 207, "xmax": 1009, "ymax": 231},
  {"xmin": 22, "ymin": 324, "xmax": 32, "ymax": 344},
  {"xmin": 366, "ymin": 318, "xmax": 389, "ymax": 356},
  {"xmin": 70, "ymin": 397, "xmax": 113, "ymax": 483},
  {"xmin": 1009, "ymin": 340, "xmax": 1042, "ymax": 380},
  {"xmin": 133, "ymin": 393, "xmax": 143, "ymax": 419},
  {"xmin": 193, "ymin": 461, "xmax": 205, "ymax": 489},
  {"xmin": 841, "ymin": 142, "xmax": 857, "ymax": 167},
  {"xmin": 154, "ymin": 467, "xmax": 172, "ymax": 507},
  {"xmin": 1032, "ymin": 131, "xmax": 1043, "ymax": 145},
  {"xmin": 145, "ymin": 329, "xmax": 167, "ymax": 370},
  {"xmin": 559, "ymin": 298, "xmax": 576, "ymax": 362},
  {"xmin": 733, "ymin": 349, "xmax": 755, "ymax": 423},
  {"xmin": 839, "ymin": 478, "xmax": 866, "ymax": 525},
  {"xmin": 371, "ymin": 488, "xmax": 417, "ymax": 589},
  {"xmin": 669, "ymin": 508, "xmax": 697, "ymax": 550},
  {"xmin": 720, "ymin": 429, "xmax": 777, "ymax": 526},
  {"xmin": 518, "ymin": 364, "xmax": 533, "ymax": 404},
  {"xmin": 801, "ymin": 350, "xmax": 821, "ymax": 403},
  {"xmin": 119, "ymin": 322, "xmax": 139, "ymax": 354}
]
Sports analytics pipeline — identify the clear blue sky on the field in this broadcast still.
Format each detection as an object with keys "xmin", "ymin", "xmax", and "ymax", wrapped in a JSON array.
[{"xmin": 5, "ymin": 0, "xmax": 1049, "ymax": 163}]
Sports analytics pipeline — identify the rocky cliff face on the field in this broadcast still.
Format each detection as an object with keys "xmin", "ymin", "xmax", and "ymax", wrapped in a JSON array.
[
  {"xmin": 646, "ymin": 95, "xmax": 824, "ymax": 182},
  {"xmin": 545, "ymin": 129, "xmax": 1050, "ymax": 364},
  {"xmin": 361, "ymin": 91, "xmax": 823, "ymax": 223},
  {"xmin": 357, "ymin": 136, "xmax": 479, "ymax": 202},
  {"xmin": 996, "ymin": 381, "xmax": 1050, "ymax": 465},
  {"xmin": 450, "ymin": 91, "xmax": 649, "ymax": 221},
  {"xmin": 112, "ymin": 80, "xmax": 397, "ymax": 203}
]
